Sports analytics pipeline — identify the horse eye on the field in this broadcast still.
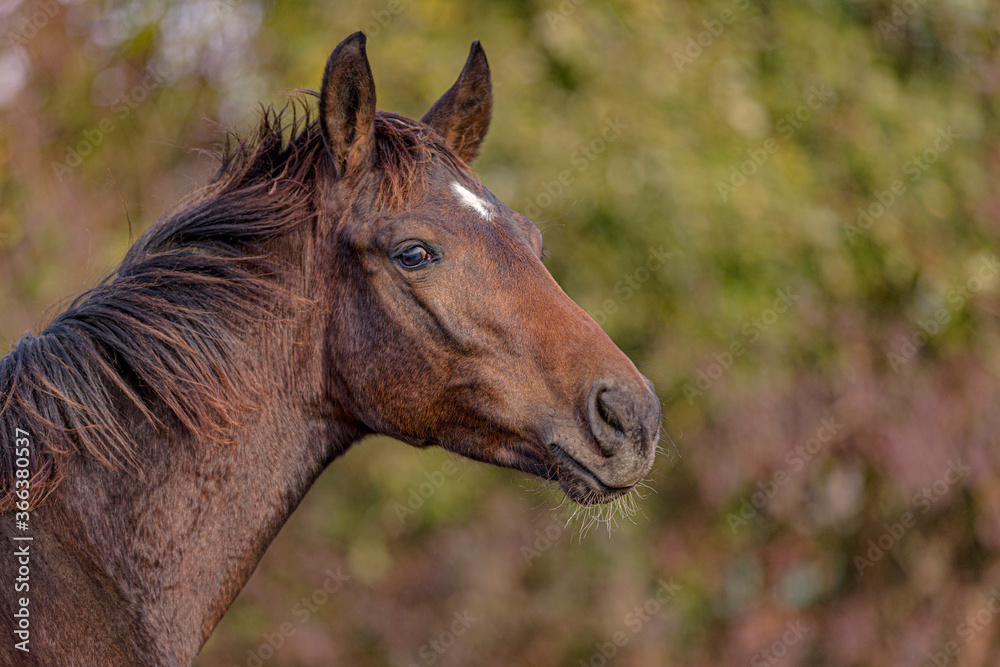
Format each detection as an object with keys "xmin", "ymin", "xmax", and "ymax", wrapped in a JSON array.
[{"xmin": 397, "ymin": 245, "xmax": 432, "ymax": 269}]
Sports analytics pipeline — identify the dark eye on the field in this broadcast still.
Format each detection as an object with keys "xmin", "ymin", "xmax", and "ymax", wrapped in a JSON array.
[{"xmin": 397, "ymin": 245, "xmax": 433, "ymax": 269}]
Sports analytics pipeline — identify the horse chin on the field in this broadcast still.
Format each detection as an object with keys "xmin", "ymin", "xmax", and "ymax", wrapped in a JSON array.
[{"xmin": 558, "ymin": 479, "xmax": 632, "ymax": 505}]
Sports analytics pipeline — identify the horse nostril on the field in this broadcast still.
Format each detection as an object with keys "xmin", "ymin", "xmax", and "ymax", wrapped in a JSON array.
[
  {"xmin": 576, "ymin": 378, "xmax": 661, "ymax": 488},
  {"xmin": 587, "ymin": 380, "xmax": 636, "ymax": 457},
  {"xmin": 587, "ymin": 377, "xmax": 661, "ymax": 461},
  {"xmin": 596, "ymin": 389, "xmax": 626, "ymax": 436}
]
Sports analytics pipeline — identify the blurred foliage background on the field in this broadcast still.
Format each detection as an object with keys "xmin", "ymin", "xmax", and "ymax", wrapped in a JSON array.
[{"xmin": 1, "ymin": 0, "xmax": 999, "ymax": 665}]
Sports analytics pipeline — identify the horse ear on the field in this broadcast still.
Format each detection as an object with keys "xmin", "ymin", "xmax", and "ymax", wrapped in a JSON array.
[
  {"xmin": 421, "ymin": 41, "xmax": 492, "ymax": 164},
  {"xmin": 320, "ymin": 32, "xmax": 377, "ymax": 175}
]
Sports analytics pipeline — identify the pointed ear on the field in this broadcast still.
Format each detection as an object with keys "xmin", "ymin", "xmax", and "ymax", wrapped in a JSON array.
[
  {"xmin": 421, "ymin": 41, "xmax": 493, "ymax": 163},
  {"xmin": 320, "ymin": 31, "xmax": 377, "ymax": 175}
]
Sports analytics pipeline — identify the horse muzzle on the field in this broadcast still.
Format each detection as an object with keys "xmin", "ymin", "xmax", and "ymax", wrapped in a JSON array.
[{"xmin": 547, "ymin": 377, "xmax": 661, "ymax": 505}]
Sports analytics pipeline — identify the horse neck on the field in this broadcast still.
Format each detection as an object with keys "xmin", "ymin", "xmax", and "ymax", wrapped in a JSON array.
[{"xmin": 25, "ymin": 244, "xmax": 364, "ymax": 665}]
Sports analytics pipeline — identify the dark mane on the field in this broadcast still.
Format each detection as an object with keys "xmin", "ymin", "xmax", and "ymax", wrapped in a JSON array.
[{"xmin": 0, "ymin": 93, "xmax": 475, "ymax": 512}]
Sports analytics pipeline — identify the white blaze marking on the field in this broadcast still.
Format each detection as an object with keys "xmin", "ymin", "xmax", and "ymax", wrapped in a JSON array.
[{"xmin": 451, "ymin": 182, "xmax": 494, "ymax": 221}]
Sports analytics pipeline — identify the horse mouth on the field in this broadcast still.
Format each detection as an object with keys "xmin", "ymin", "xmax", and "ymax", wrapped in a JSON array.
[
  {"xmin": 470, "ymin": 440, "xmax": 636, "ymax": 506},
  {"xmin": 548, "ymin": 444, "xmax": 634, "ymax": 505}
]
